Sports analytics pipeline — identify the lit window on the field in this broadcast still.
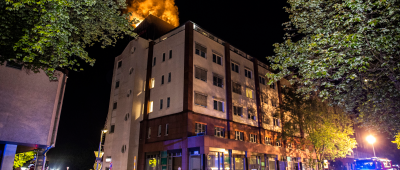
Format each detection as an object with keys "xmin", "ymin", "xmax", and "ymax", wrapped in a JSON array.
[
  {"xmin": 213, "ymin": 74, "xmax": 223, "ymax": 88},
  {"xmin": 233, "ymin": 106, "xmax": 243, "ymax": 116},
  {"xmin": 195, "ymin": 123, "xmax": 206, "ymax": 135},
  {"xmin": 150, "ymin": 78, "xmax": 155, "ymax": 89},
  {"xmin": 265, "ymin": 137, "xmax": 271, "ymax": 145},
  {"xmin": 231, "ymin": 62, "xmax": 239, "ymax": 73},
  {"xmin": 215, "ymin": 127, "xmax": 225, "ymax": 138},
  {"xmin": 149, "ymin": 101, "xmax": 153, "ymax": 113},
  {"xmin": 244, "ymin": 68, "xmax": 252, "ymax": 79},
  {"xmin": 250, "ymin": 134, "xmax": 257, "ymax": 143},
  {"xmin": 195, "ymin": 43, "xmax": 207, "ymax": 58},
  {"xmin": 246, "ymin": 88, "xmax": 253, "ymax": 99},
  {"xmin": 212, "ymin": 54, "xmax": 222, "ymax": 65},
  {"xmin": 235, "ymin": 131, "xmax": 244, "ymax": 141},
  {"xmin": 213, "ymin": 100, "xmax": 224, "ymax": 112}
]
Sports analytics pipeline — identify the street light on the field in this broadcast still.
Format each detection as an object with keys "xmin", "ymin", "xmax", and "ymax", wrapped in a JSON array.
[
  {"xmin": 96, "ymin": 129, "xmax": 108, "ymax": 170},
  {"xmin": 366, "ymin": 135, "xmax": 376, "ymax": 157}
]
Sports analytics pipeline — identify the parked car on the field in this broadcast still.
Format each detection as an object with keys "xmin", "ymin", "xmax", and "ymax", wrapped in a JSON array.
[{"xmin": 355, "ymin": 158, "xmax": 393, "ymax": 170}]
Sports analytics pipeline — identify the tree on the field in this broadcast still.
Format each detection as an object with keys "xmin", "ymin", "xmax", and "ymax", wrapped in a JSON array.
[
  {"xmin": 276, "ymin": 86, "xmax": 356, "ymax": 169},
  {"xmin": 14, "ymin": 151, "xmax": 36, "ymax": 169},
  {"xmin": 0, "ymin": 0, "xmax": 138, "ymax": 79},
  {"xmin": 267, "ymin": 0, "xmax": 400, "ymax": 141}
]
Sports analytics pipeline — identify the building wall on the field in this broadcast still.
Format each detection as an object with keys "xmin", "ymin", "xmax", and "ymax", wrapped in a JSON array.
[
  {"xmin": 192, "ymin": 31, "xmax": 227, "ymax": 120},
  {"xmin": 0, "ymin": 65, "xmax": 66, "ymax": 147}
]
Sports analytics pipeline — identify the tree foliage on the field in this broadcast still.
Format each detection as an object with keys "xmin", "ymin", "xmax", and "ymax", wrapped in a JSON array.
[
  {"xmin": 14, "ymin": 151, "xmax": 36, "ymax": 168},
  {"xmin": 276, "ymin": 86, "xmax": 356, "ymax": 168},
  {"xmin": 267, "ymin": 0, "xmax": 400, "ymax": 138},
  {"xmin": 0, "ymin": 0, "xmax": 138, "ymax": 79}
]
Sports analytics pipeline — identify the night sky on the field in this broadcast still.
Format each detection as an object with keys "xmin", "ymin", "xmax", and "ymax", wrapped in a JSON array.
[{"xmin": 46, "ymin": 1, "xmax": 400, "ymax": 169}]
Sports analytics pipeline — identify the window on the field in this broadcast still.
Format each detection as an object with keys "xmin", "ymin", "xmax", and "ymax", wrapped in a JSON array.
[
  {"xmin": 273, "ymin": 118, "xmax": 280, "ymax": 127},
  {"xmin": 110, "ymin": 125, "xmax": 115, "ymax": 133},
  {"xmin": 6, "ymin": 60, "xmax": 22, "ymax": 70},
  {"xmin": 148, "ymin": 127, "xmax": 151, "ymax": 138},
  {"xmin": 213, "ymin": 74, "xmax": 223, "ymax": 88},
  {"xmin": 259, "ymin": 76, "xmax": 266, "ymax": 85},
  {"xmin": 167, "ymin": 97, "xmax": 170, "ymax": 108},
  {"xmin": 244, "ymin": 68, "xmax": 252, "ymax": 79},
  {"xmin": 276, "ymin": 140, "xmax": 281, "ymax": 147},
  {"xmin": 270, "ymin": 82, "xmax": 275, "ymax": 89},
  {"xmin": 233, "ymin": 106, "xmax": 243, "ymax": 116},
  {"xmin": 165, "ymin": 124, "xmax": 169, "ymax": 136},
  {"xmin": 195, "ymin": 67, "xmax": 207, "ymax": 82},
  {"xmin": 168, "ymin": 72, "xmax": 171, "ymax": 82},
  {"xmin": 250, "ymin": 134, "xmax": 257, "ymax": 143},
  {"xmin": 113, "ymin": 102, "xmax": 117, "ymax": 110},
  {"xmin": 235, "ymin": 131, "xmax": 244, "ymax": 141},
  {"xmin": 169, "ymin": 50, "xmax": 172, "ymax": 59},
  {"xmin": 158, "ymin": 125, "xmax": 162, "ymax": 137},
  {"xmin": 195, "ymin": 123, "xmax": 206, "ymax": 135},
  {"xmin": 261, "ymin": 93, "xmax": 268, "ymax": 103},
  {"xmin": 213, "ymin": 100, "xmax": 224, "ymax": 112},
  {"xmin": 195, "ymin": 43, "xmax": 206, "ymax": 58},
  {"xmin": 161, "ymin": 75, "xmax": 164, "ymax": 85},
  {"xmin": 150, "ymin": 78, "xmax": 155, "ymax": 89},
  {"xmin": 160, "ymin": 99, "xmax": 163, "ymax": 109},
  {"xmin": 153, "ymin": 57, "xmax": 156, "ymax": 66},
  {"xmin": 265, "ymin": 137, "xmax": 272, "ymax": 145},
  {"xmin": 117, "ymin": 61, "xmax": 122, "ymax": 68},
  {"xmin": 212, "ymin": 54, "xmax": 222, "ymax": 65},
  {"xmin": 215, "ymin": 127, "xmax": 225, "ymax": 138},
  {"xmin": 247, "ymin": 108, "xmax": 256, "ymax": 120},
  {"xmin": 115, "ymin": 81, "xmax": 120, "ymax": 89},
  {"xmin": 271, "ymin": 99, "xmax": 277, "ymax": 107},
  {"xmin": 149, "ymin": 101, "xmax": 154, "ymax": 113},
  {"xmin": 232, "ymin": 82, "xmax": 241, "ymax": 94},
  {"xmin": 246, "ymin": 88, "xmax": 253, "ymax": 99},
  {"xmin": 231, "ymin": 62, "xmax": 239, "ymax": 73},
  {"xmin": 287, "ymin": 143, "xmax": 292, "ymax": 149},
  {"xmin": 194, "ymin": 92, "xmax": 207, "ymax": 107},
  {"xmin": 162, "ymin": 53, "xmax": 166, "ymax": 62}
]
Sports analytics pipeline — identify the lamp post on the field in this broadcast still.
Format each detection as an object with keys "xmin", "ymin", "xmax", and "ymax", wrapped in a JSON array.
[
  {"xmin": 366, "ymin": 135, "xmax": 376, "ymax": 157},
  {"xmin": 96, "ymin": 129, "xmax": 108, "ymax": 170}
]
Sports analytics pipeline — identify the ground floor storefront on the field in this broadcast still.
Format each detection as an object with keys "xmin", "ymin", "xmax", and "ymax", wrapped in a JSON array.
[{"xmin": 140, "ymin": 135, "xmax": 310, "ymax": 170}]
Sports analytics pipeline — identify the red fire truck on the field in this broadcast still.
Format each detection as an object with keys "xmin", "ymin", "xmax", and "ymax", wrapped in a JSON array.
[{"xmin": 355, "ymin": 158, "xmax": 393, "ymax": 170}]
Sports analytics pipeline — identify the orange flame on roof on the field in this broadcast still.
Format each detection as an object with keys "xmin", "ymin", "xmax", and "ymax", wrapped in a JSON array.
[{"xmin": 125, "ymin": 0, "xmax": 179, "ymax": 27}]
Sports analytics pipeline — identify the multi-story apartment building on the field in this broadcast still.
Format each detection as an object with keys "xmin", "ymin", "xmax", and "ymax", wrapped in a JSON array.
[
  {"xmin": 0, "ymin": 62, "xmax": 67, "ymax": 170},
  {"xmin": 102, "ymin": 15, "xmax": 311, "ymax": 170}
]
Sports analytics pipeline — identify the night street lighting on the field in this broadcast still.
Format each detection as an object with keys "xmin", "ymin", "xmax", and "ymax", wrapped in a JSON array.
[{"xmin": 366, "ymin": 135, "xmax": 376, "ymax": 157}]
